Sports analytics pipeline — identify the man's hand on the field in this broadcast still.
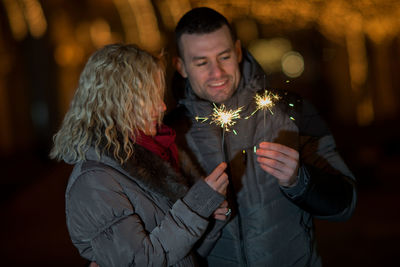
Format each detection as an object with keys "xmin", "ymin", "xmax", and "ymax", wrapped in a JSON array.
[
  {"xmin": 204, "ymin": 162, "xmax": 229, "ymax": 196},
  {"xmin": 213, "ymin": 200, "xmax": 230, "ymax": 221},
  {"xmin": 256, "ymin": 142, "xmax": 299, "ymax": 187}
]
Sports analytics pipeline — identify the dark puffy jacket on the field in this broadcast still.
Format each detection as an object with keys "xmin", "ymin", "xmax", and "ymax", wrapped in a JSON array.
[
  {"xmin": 65, "ymin": 145, "xmax": 225, "ymax": 266},
  {"xmin": 166, "ymin": 50, "xmax": 357, "ymax": 267}
]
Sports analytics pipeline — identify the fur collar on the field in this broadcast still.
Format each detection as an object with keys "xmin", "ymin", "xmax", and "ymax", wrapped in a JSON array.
[
  {"xmin": 123, "ymin": 145, "xmax": 189, "ymax": 202},
  {"xmin": 82, "ymin": 145, "xmax": 200, "ymax": 203}
]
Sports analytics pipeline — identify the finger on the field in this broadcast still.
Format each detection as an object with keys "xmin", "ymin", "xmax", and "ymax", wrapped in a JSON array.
[
  {"xmin": 220, "ymin": 207, "xmax": 230, "ymax": 215},
  {"xmin": 257, "ymin": 157, "xmax": 287, "ymax": 172},
  {"xmin": 218, "ymin": 178, "xmax": 229, "ymax": 195},
  {"xmin": 213, "ymin": 207, "xmax": 230, "ymax": 219},
  {"xmin": 217, "ymin": 172, "xmax": 229, "ymax": 183},
  {"xmin": 256, "ymin": 148, "xmax": 296, "ymax": 163},
  {"xmin": 219, "ymin": 200, "xmax": 228, "ymax": 208},
  {"xmin": 214, "ymin": 207, "xmax": 228, "ymax": 215},
  {"xmin": 256, "ymin": 150, "xmax": 298, "ymax": 169},
  {"xmin": 260, "ymin": 163, "xmax": 297, "ymax": 186},
  {"xmin": 258, "ymin": 157, "xmax": 299, "ymax": 186},
  {"xmin": 213, "ymin": 214, "xmax": 227, "ymax": 221},
  {"xmin": 259, "ymin": 142, "xmax": 298, "ymax": 158},
  {"xmin": 213, "ymin": 172, "xmax": 228, "ymax": 190},
  {"xmin": 206, "ymin": 162, "xmax": 227, "ymax": 182},
  {"xmin": 258, "ymin": 162, "xmax": 286, "ymax": 180},
  {"xmin": 222, "ymin": 188, "xmax": 227, "ymax": 196},
  {"xmin": 257, "ymin": 156, "xmax": 296, "ymax": 176},
  {"xmin": 215, "ymin": 179, "xmax": 228, "ymax": 196}
]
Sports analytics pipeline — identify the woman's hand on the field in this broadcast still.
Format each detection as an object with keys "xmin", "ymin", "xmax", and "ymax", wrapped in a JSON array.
[
  {"xmin": 213, "ymin": 200, "xmax": 230, "ymax": 221},
  {"xmin": 204, "ymin": 162, "xmax": 229, "ymax": 196}
]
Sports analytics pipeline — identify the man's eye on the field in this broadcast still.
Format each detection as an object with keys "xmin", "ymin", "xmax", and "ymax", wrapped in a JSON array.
[
  {"xmin": 195, "ymin": 61, "xmax": 207, "ymax": 66},
  {"xmin": 220, "ymin": 55, "xmax": 231, "ymax": 61}
]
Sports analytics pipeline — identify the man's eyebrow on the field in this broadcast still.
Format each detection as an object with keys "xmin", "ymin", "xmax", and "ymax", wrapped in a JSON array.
[
  {"xmin": 192, "ymin": 56, "xmax": 206, "ymax": 61},
  {"xmin": 191, "ymin": 48, "xmax": 232, "ymax": 61},
  {"xmin": 217, "ymin": 48, "xmax": 232, "ymax": 56}
]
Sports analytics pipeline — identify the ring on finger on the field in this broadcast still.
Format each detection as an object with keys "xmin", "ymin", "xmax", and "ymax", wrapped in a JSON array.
[{"xmin": 225, "ymin": 208, "xmax": 232, "ymax": 216}]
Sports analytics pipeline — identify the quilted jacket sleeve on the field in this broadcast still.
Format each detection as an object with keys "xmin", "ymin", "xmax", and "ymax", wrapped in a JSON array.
[
  {"xmin": 281, "ymin": 99, "xmax": 357, "ymax": 221},
  {"xmin": 66, "ymin": 169, "xmax": 224, "ymax": 267}
]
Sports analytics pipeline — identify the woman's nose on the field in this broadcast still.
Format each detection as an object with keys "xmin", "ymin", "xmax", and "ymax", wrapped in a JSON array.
[{"xmin": 160, "ymin": 101, "xmax": 167, "ymax": 112}]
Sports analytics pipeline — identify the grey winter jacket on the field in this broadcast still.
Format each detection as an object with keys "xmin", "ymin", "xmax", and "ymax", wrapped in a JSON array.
[
  {"xmin": 65, "ymin": 145, "xmax": 225, "ymax": 267},
  {"xmin": 167, "ymin": 50, "xmax": 357, "ymax": 266}
]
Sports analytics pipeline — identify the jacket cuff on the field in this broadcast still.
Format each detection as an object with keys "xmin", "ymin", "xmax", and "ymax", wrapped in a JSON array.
[
  {"xmin": 196, "ymin": 219, "xmax": 227, "ymax": 257},
  {"xmin": 280, "ymin": 165, "xmax": 310, "ymax": 199},
  {"xmin": 182, "ymin": 179, "xmax": 225, "ymax": 218}
]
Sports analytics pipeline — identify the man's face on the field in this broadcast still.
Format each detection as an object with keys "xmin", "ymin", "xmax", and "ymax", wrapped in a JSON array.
[{"xmin": 176, "ymin": 25, "xmax": 242, "ymax": 104}]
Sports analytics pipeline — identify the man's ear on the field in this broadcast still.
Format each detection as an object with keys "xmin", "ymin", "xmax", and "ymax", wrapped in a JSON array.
[
  {"xmin": 235, "ymin": 39, "xmax": 243, "ymax": 63},
  {"xmin": 174, "ymin": 56, "xmax": 188, "ymax": 78}
]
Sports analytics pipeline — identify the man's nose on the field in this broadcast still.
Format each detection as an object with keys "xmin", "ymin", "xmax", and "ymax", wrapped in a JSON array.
[{"xmin": 209, "ymin": 61, "xmax": 224, "ymax": 78}]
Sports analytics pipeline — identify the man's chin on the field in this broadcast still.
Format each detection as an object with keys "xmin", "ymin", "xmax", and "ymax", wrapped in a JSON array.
[{"xmin": 208, "ymin": 93, "xmax": 233, "ymax": 104}]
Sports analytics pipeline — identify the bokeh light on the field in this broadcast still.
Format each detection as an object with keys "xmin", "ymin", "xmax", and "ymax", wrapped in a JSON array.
[
  {"xmin": 248, "ymin": 38, "xmax": 291, "ymax": 74},
  {"xmin": 281, "ymin": 51, "xmax": 304, "ymax": 78}
]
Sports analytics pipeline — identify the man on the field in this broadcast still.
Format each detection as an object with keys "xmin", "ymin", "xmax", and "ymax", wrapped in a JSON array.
[{"xmin": 166, "ymin": 7, "xmax": 357, "ymax": 267}]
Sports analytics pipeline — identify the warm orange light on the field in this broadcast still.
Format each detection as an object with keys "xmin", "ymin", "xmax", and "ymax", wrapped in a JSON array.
[
  {"xmin": 54, "ymin": 44, "xmax": 84, "ymax": 67},
  {"xmin": 2, "ymin": 0, "xmax": 28, "ymax": 40},
  {"xmin": 90, "ymin": 19, "xmax": 112, "ymax": 48},
  {"xmin": 22, "ymin": 0, "xmax": 47, "ymax": 38}
]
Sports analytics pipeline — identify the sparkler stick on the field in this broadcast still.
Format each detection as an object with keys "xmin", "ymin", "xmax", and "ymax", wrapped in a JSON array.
[
  {"xmin": 263, "ymin": 76, "xmax": 266, "ymax": 140},
  {"xmin": 251, "ymin": 89, "xmax": 281, "ymax": 138},
  {"xmin": 263, "ymin": 101, "xmax": 266, "ymax": 141},
  {"xmin": 221, "ymin": 128, "xmax": 226, "ymax": 161},
  {"xmin": 210, "ymin": 103, "xmax": 243, "ymax": 160}
]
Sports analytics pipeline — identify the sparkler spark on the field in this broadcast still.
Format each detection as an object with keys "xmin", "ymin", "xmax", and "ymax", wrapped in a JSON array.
[
  {"xmin": 195, "ymin": 116, "xmax": 209, "ymax": 123},
  {"xmin": 254, "ymin": 90, "xmax": 281, "ymax": 115},
  {"xmin": 244, "ymin": 90, "xmax": 281, "ymax": 119},
  {"xmin": 210, "ymin": 103, "xmax": 242, "ymax": 132}
]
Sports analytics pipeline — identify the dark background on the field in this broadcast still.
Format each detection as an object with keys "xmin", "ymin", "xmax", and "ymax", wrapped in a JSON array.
[{"xmin": 1, "ymin": 1, "xmax": 399, "ymax": 266}]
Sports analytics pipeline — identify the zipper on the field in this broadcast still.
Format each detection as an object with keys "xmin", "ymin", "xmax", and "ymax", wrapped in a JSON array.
[
  {"xmin": 236, "ymin": 207, "xmax": 248, "ymax": 266},
  {"xmin": 223, "ymin": 130, "xmax": 248, "ymax": 266}
]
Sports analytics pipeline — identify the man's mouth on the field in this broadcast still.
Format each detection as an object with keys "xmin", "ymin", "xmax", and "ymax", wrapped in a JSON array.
[{"xmin": 209, "ymin": 80, "xmax": 228, "ymax": 89}]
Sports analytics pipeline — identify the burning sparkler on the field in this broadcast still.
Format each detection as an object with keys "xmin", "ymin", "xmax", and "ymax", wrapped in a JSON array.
[
  {"xmin": 248, "ymin": 90, "xmax": 281, "ymax": 141},
  {"xmin": 210, "ymin": 103, "xmax": 242, "ymax": 132},
  {"xmin": 244, "ymin": 90, "xmax": 281, "ymax": 120},
  {"xmin": 254, "ymin": 90, "xmax": 281, "ymax": 115},
  {"xmin": 209, "ymin": 103, "xmax": 243, "ymax": 161}
]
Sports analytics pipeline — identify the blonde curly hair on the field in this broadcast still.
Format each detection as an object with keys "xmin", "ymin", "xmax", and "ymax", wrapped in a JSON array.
[{"xmin": 50, "ymin": 44, "xmax": 166, "ymax": 164}]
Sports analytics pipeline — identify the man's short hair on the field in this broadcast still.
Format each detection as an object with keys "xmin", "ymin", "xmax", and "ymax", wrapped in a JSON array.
[{"xmin": 175, "ymin": 7, "xmax": 236, "ymax": 57}]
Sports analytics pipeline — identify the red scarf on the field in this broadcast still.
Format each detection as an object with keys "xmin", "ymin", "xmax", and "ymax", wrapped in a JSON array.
[{"xmin": 135, "ymin": 125, "xmax": 180, "ymax": 173}]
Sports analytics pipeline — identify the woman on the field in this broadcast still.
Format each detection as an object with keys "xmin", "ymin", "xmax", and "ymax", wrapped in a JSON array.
[{"xmin": 50, "ymin": 44, "xmax": 229, "ymax": 266}]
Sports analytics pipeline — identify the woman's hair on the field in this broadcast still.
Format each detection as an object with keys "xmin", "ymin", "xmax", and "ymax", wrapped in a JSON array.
[{"xmin": 50, "ymin": 43, "xmax": 166, "ymax": 164}]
